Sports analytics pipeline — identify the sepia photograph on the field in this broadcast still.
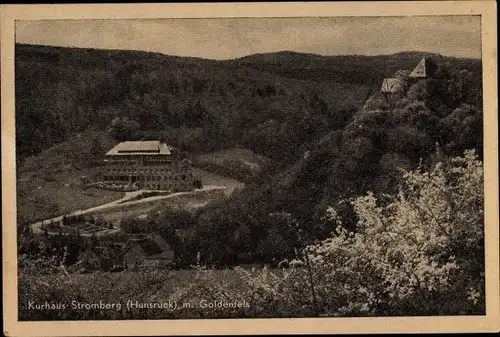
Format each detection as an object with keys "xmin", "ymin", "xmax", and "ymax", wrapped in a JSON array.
[{"xmin": 2, "ymin": 2, "xmax": 498, "ymax": 335}]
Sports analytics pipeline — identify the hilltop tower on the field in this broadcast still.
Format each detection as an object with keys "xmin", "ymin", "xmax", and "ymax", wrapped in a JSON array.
[
  {"xmin": 379, "ymin": 57, "xmax": 439, "ymax": 112},
  {"xmin": 409, "ymin": 57, "xmax": 438, "ymax": 79}
]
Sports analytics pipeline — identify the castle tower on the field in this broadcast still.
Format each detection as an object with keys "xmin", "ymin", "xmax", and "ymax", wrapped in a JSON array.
[{"xmin": 409, "ymin": 57, "xmax": 438, "ymax": 79}]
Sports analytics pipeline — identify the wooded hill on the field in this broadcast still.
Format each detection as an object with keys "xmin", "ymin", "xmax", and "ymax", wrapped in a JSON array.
[
  {"xmin": 15, "ymin": 44, "xmax": 480, "ymax": 164},
  {"xmin": 16, "ymin": 44, "xmax": 483, "ymax": 266}
]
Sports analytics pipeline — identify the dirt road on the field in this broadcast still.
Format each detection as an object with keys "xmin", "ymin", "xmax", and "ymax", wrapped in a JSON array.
[{"xmin": 30, "ymin": 185, "xmax": 226, "ymax": 236}]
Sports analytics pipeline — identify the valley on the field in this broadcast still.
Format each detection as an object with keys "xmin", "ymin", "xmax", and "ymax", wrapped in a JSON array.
[{"xmin": 15, "ymin": 42, "xmax": 484, "ymax": 319}]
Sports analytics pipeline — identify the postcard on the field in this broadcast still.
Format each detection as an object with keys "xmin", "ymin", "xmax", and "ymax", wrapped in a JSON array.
[{"xmin": 1, "ymin": 1, "xmax": 498, "ymax": 335}]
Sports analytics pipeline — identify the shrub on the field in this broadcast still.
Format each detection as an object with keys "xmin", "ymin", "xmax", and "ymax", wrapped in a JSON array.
[
  {"xmin": 18, "ymin": 150, "xmax": 484, "ymax": 319},
  {"xmin": 189, "ymin": 149, "xmax": 484, "ymax": 317},
  {"xmin": 303, "ymin": 149, "xmax": 484, "ymax": 316}
]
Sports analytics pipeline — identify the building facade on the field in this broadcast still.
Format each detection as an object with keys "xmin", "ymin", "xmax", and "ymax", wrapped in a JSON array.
[{"xmin": 102, "ymin": 140, "xmax": 197, "ymax": 191}]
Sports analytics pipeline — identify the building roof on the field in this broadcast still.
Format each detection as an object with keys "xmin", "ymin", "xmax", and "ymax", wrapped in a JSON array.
[
  {"xmin": 123, "ymin": 237, "xmax": 169, "ymax": 256},
  {"xmin": 122, "ymin": 242, "xmax": 147, "ymax": 256},
  {"xmin": 105, "ymin": 141, "xmax": 171, "ymax": 156},
  {"xmin": 381, "ymin": 78, "xmax": 404, "ymax": 93}
]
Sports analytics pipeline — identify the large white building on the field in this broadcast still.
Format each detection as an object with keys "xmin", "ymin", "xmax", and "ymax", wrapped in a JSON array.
[{"xmin": 101, "ymin": 140, "xmax": 198, "ymax": 191}]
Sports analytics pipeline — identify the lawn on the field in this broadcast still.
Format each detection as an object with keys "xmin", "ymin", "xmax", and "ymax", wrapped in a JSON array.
[
  {"xmin": 17, "ymin": 167, "xmax": 124, "ymax": 225},
  {"xmin": 16, "ymin": 130, "xmax": 123, "ymax": 225},
  {"xmin": 17, "ymin": 167, "xmax": 240, "ymax": 226},
  {"xmin": 88, "ymin": 188, "xmax": 228, "ymax": 226},
  {"xmin": 196, "ymin": 147, "xmax": 270, "ymax": 168},
  {"xmin": 192, "ymin": 148, "xmax": 271, "ymax": 182},
  {"xmin": 193, "ymin": 167, "xmax": 244, "ymax": 196}
]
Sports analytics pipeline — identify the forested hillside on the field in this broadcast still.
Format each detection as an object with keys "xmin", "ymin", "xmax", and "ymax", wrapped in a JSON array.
[
  {"xmin": 230, "ymin": 50, "xmax": 481, "ymax": 87},
  {"xmin": 15, "ymin": 44, "xmax": 481, "ymax": 166},
  {"xmin": 16, "ymin": 43, "xmax": 482, "ymax": 264},
  {"xmin": 16, "ymin": 44, "xmax": 484, "ymax": 318},
  {"xmin": 190, "ymin": 54, "xmax": 483, "ymax": 266},
  {"xmin": 16, "ymin": 44, "xmax": 368, "ymax": 164}
]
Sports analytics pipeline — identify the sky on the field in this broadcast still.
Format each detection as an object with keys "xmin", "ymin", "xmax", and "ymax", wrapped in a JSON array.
[{"xmin": 15, "ymin": 16, "xmax": 481, "ymax": 60}]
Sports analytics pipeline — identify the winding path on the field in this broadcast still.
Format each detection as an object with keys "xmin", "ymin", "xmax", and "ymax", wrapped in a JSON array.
[{"xmin": 30, "ymin": 185, "xmax": 226, "ymax": 236}]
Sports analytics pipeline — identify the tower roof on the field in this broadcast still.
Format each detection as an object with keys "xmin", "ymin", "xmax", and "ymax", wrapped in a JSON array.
[{"xmin": 409, "ymin": 57, "xmax": 438, "ymax": 78}]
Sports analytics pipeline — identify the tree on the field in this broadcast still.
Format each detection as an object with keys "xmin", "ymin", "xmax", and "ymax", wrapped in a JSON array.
[
  {"xmin": 304, "ymin": 149, "xmax": 484, "ymax": 316},
  {"xmin": 107, "ymin": 117, "xmax": 140, "ymax": 141},
  {"xmin": 256, "ymin": 212, "xmax": 300, "ymax": 261},
  {"xmin": 387, "ymin": 125, "xmax": 432, "ymax": 162},
  {"xmin": 89, "ymin": 233, "xmax": 99, "ymax": 249},
  {"xmin": 90, "ymin": 136, "xmax": 104, "ymax": 158},
  {"xmin": 440, "ymin": 104, "xmax": 483, "ymax": 157}
]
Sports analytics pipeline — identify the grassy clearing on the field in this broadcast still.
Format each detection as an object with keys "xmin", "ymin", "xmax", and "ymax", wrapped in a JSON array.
[
  {"xmin": 196, "ymin": 148, "xmax": 270, "ymax": 167},
  {"xmin": 18, "ymin": 130, "xmax": 117, "ymax": 175},
  {"xmin": 17, "ymin": 168, "xmax": 124, "ymax": 225},
  {"xmin": 17, "ymin": 167, "xmax": 239, "ymax": 225},
  {"xmin": 192, "ymin": 148, "xmax": 271, "ymax": 182},
  {"xmin": 89, "ymin": 188, "xmax": 227, "ymax": 225},
  {"xmin": 193, "ymin": 168, "xmax": 244, "ymax": 196},
  {"xmin": 17, "ymin": 130, "xmax": 123, "ymax": 225}
]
